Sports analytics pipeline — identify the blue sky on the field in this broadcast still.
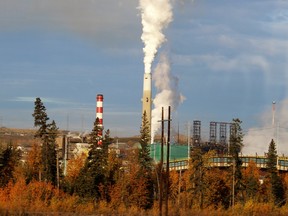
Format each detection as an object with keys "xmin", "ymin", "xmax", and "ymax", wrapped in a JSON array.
[{"xmin": 1, "ymin": 0, "xmax": 288, "ymax": 154}]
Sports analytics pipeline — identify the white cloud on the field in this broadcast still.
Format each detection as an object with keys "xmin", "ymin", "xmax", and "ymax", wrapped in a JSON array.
[
  {"xmin": 243, "ymin": 99, "xmax": 288, "ymax": 155},
  {"xmin": 172, "ymin": 53, "xmax": 270, "ymax": 73},
  {"xmin": 269, "ymin": 9, "xmax": 288, "ymax": 23},
  {"xmin": 11, "ymin": 97, "xmax": 74, "ymax": 105},
  {"xmin": 217, "ymin": 35, "xmax": 238, "ymax": 48},
  {"xmin": 248, "ymin": 38, "xmax": 288, "ymax": 56}
]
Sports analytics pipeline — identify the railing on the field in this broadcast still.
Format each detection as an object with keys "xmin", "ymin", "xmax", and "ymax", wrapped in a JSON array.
[{"xmin": 166, "ymin": 156, "xmax": 288, "ymax": 171}]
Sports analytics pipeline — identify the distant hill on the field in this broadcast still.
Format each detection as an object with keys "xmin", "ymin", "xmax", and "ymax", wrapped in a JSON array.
[{"xmin": 0, "ymin": 127, "xmax": 36, "ymax": 135}]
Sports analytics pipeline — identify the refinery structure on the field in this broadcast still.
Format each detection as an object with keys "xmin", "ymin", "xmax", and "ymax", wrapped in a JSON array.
[{"xmin": 12, "ymin": 0, "xmax": 287, "ymax": 177}]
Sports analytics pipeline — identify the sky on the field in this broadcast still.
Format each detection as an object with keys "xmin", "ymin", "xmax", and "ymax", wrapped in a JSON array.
[{"xmin": 1, "ymin": 0, "xmax": 288, "ymax": 155}]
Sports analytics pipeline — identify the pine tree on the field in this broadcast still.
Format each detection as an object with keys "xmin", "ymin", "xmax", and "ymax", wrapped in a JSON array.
[
  {"xmin": 100, "ymin": 129, "xmax": 114, "ymax": 202},
  {"xmin": 188, "ymin": 149, "xmax": 216, "ymax": 209},
  {"xmin": 189, "ymin": 147, "xmax": 205, "ymax": 209},
  {"xmin": 32, "ymin": 97, "xmax": 58, "ymax": 185},
  {"xmin": 267, "ymin": 139, "xmax": 285, "ymax": 206},
  {"xmin": 139, "ymin": 111, "xmax": 152, "ymax": 172},
  {"xmin": 0, "ymin": 142, "xmax": 22, "ymax": 187},
  {"xmin": 229, "ymin": 118, "xmax": 244, "ymax": 203},
  {"xmin": 102, "ymin": 129, "xmax": 113, "ymax": 161},
  {"xmin": 32, "ymin": 97, "xmax": 49, "ymax": 139},
  {"xmin": 267, "ymin": 139, "xmax": 277, "ymax": 173},
  {"xmin": 45, "ymin": 120, "xmax": 58, "ymax": 185},
  {"xmin": 75, "ymin": 117, "xmax": 107, "ymax": 200},
  {"xmin": 89, "ymin": 117, "xmax": 102, "ymax": 146},
  {"xmin": 137, "ymin": 111, "xmax": 153, "ymax": 209}
]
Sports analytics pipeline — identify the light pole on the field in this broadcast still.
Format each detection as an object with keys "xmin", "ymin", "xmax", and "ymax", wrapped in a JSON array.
[{"xmin": 232, "ymin": 158, "xmax": 235, "ymax": 210}]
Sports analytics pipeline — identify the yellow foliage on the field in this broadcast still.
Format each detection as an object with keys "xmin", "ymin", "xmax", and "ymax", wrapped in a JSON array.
[{"xmin": 66, "ymin": 153, "xmax": 86, "ymax": 182}]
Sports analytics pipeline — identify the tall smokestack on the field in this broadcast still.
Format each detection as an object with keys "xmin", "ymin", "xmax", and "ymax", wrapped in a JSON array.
[
  {"xmin": 96, "ymin": 94, "xmax": 104, "ymax": 145},
  {"xmin": 139, "ymin": 0, "xmax": 173, "ymax": 142},
  {"xmin": 142, "ymin": 73, "xmax": 152, "ymax": 135}
]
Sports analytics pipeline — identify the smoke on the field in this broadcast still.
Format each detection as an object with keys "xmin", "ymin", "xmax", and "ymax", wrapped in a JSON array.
[
  {"xmin": 139, "ymin": 0, "xmax": 173, "ymax": 74},
  {"xmin": 151, "ymin": 54, "xmax": 185, "ymax": 141},
  {"xmin": 243, "ymin": 99, "xmax": 288, "ymax": 156},
  {"xmin": 139, "ymin": 0, "xmax": 185, "ymax": 141}
]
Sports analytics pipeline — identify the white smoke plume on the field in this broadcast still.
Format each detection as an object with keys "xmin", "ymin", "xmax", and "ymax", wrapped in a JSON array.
[
  {"xmin": 139, "ymin": 0, "xmax": 173, "ymax": 74},
  {"xmin": 243, "ymin": 99, "xmax": 288, "ymax": 156},
  {"xmin": 151, "ymin": 54, "xmax": 185, "ymax": 141}
]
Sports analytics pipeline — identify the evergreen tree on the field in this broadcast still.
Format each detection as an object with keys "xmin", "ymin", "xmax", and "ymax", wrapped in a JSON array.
[
  {"xmin": 32, "ymin": 97, "xmax": 49, "ymax": 139},
  {"xmin": 45, "ymin": 120, "xmax": 58, "ymax": 185},
  {"xmin": 137, "ymin": 111, "xmax": 153, "ymax": 209},
  {"xmin": 89, "ymin": 117, "xmax": 102, "ymax": 146},
  {"xmin": 0, "ymin": 142, "xmax": 22, "ymax": 187},
  {"xmin": 188, "ymin": 149, "xmax": 216, "ymax": 209},
  {"xmin": 100, "ymin": 129, "xmax": 114, "ymax": 202},
  {"xmin": 267, "ymin": 139, "xmax": 277, "ymax": 173},
  {"xmin": 139, "ymin": 111, "xmax": 152, "ymax": 172},
  {"xmin": 102, "ymin": 129, "xmax": 113, "ymax": 161},
  {"xmin": 229, "ymin": 118, "xmax": 244, "ymax": 202},
  {"xmin": 32, "ymin": 97, "xmax": 58, "ymax": 185},
  {"xmin": 189, "ymin": 147, "xmax": 205, "ymax": 209},
  {"xmin": 267, "ymin": 139, "xmax": 285, "ymax": 206},
  {"xmin": 75, "ymin": 118, "xmax": 107, "ymax": 200}
]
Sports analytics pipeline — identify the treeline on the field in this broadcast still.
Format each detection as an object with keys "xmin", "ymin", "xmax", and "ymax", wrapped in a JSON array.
[{"xmin": 1, "ymin": 98, "xmax": 288, "ymax": 215}]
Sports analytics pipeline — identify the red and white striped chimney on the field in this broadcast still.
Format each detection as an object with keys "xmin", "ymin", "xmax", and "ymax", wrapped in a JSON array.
[{"xmin": 96, "ymin": 94, "xmax": 104, "ymax": 145}]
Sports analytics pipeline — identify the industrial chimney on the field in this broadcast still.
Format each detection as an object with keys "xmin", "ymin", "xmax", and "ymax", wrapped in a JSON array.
[
  {"xmin": 96, "ymin": 94, "xmax": 104, "ymax": 145},
  {"xmin": 142, "ymin": 73, "xmax": 152, "ymax": 139}
]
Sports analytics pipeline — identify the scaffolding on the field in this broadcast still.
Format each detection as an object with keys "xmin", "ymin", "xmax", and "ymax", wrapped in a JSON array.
[{"xmin": 193, "ymin": 120, "xmax": 201, "ymax": 146}]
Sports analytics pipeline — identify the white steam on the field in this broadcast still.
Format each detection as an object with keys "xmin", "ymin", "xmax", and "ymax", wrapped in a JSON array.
[
  {"xmin": 139, "ymin": 0, "xmax": 185, "ymax": 142},
  {"xmin": 151, "ymin": 54, "xmax": 185, "ymax": 141},
  {"xmin": 139, "ymin": 0, "xmax": 173, "ymax": 74},
  {"xmin": 243, "ymin": 100, "xmax": 288, "ymax": 156}
]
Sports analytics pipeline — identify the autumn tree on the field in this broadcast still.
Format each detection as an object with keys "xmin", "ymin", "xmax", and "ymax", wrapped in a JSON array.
[
  {"xmin": 109, "ymin": 113, "xmax": 154, "ymax": 210},
  {"xmin": 169, "ymin": 170, "xmax": 181, "ymax": 205},
  {"xmin": 204, "ymin": 168, "xmax": 230, "ymax": 209},
  {"xmin": 106, "ymin": 148, "xmax": 122, "ymax": 189},
  {"xmin": 121, "ymin": 148, "xmax": 152, "ymax": 209},
  {"xmin": 267, "ymin": 139, "xmax": 285, "ymax": 206},
  {"xmin": 242, "ymin": 161, "xmax": 260, "ymax": 201},
  {"xmin": 64, "ymin": 153, "xmax": 86, "ymax": 194},
  {"xmin": 99, "ymin": 129, "xmax": 114, "ymax": 202},
  {"xmin": 188, "ymin": 148, "xmax": 216, "ymax": 209},
  {"xmin": 24, "ymin": 141, "xmax": 42, "ymax": 183},
  {"xmin": 188, "ymin": 148, "xmax": 205, "ymax": 209}
]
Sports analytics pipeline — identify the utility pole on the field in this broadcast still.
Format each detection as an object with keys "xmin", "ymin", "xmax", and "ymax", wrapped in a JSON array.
[
  {"xmin": 63, "ymin": 135, "xmax": 68, "ymax": 176},
  {"xmin": 165, "ymin": 106, "xmax": 171, "ymax": 216},
  {"xmin": 158, "ymin": 106, "xmax": 172, "ymax": 216},
  {"xmin": 187, "ymin": 122, "xmax": 190, "ymax": 162},
  {"xmin": 56, "ymin": 146, "xmax": 60, "ymax": 190},
  {"xmin": 159, "ymin": 107, "xmax": 164, "ymax": 216},
  {"xmin": 232, "ymin": 158, "xmax": 235, "ymax": 210}
]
